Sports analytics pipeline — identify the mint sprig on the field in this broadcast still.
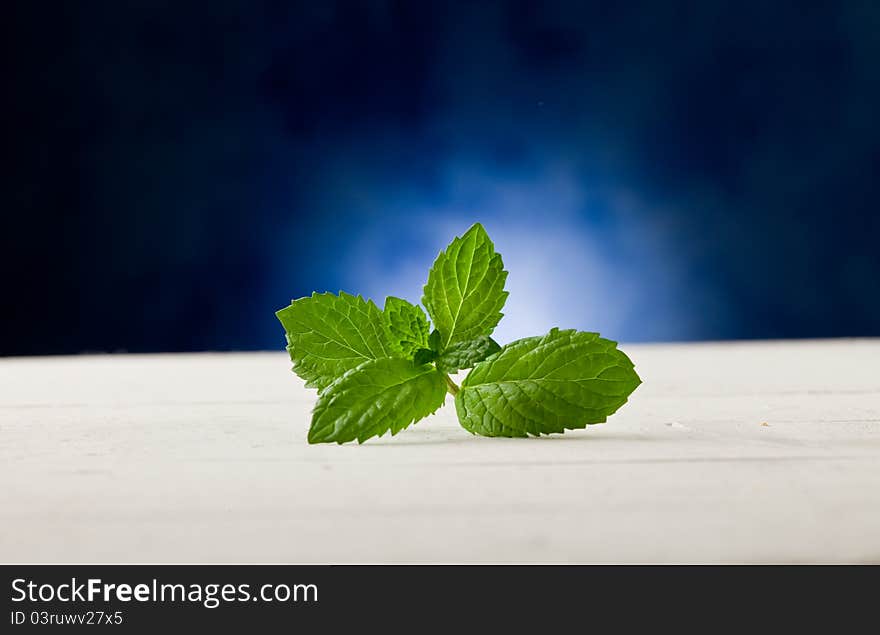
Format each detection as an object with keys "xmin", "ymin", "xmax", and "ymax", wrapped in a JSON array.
[{"xmin": 276, "ymin": 223, "xmax": 641, "ymax": 444}]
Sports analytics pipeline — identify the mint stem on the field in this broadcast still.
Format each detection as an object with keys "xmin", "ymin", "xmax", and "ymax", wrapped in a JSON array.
[{"xmin": 444, "ymin": 374, "xmax": 460, "ymax": 396}]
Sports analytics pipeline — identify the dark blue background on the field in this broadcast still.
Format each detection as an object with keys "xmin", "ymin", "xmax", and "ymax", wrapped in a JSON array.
[{"xmin": 5, "ymin": 1, "xmax": 879, "ymax": 355}]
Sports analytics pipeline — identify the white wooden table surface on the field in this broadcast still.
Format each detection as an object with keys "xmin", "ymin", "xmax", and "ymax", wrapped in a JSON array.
[{"xmin": 2, "ymin": 339, "xmax": 879, "ymax": 563}]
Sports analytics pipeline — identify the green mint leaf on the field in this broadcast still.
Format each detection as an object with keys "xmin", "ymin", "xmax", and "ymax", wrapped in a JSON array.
[
  {"xmin": 422, "ymin": 223, "xmax": 508, "ymax": 350},
  {"xmin": 383, "ymin": 296, "xmax": 431, "ymax": 358},
  {"xmin": 455, "ymin": 328, "xmax": 641, "ymax": 437},
  {"xmin": 309, "ymin": 358, "xmax": 447, "ymax": 444},
  {"xmin": 435, "ymin": 335, "xmax": 501, "ymax": 374},
  {"xmin": 275, "ymin": 292, "xmax": 395, "ymax": 392}
]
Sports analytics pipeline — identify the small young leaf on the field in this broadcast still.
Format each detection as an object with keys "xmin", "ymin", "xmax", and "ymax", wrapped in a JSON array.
[
  {"xmin": 276, "ymin": 292, "xmax": 396, "ymax": 392},
  {"xmin": 455, "ymin": 328, "xmax": 641, "ymax": 437},
  {"xmin": 427, "ymin": 329, "xmax": 442, "ymax": 352},
  {"xmin": 383, "ymin": 296, "xmax": 431, "ymax": 358},
  {"xmin": 422, "ymin": 223, "xmax": 508, "ymax": 350},
  {"xmin": 412, "ymin": 348, "xmax": 438, "ymax": 365},
  {"xmin": 435, "ymin": 335, "xmax": 501, "ymax": 374},
  {"xmin": 309, "ymin": 358, "xmax": 447, "ymax": 444}
]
